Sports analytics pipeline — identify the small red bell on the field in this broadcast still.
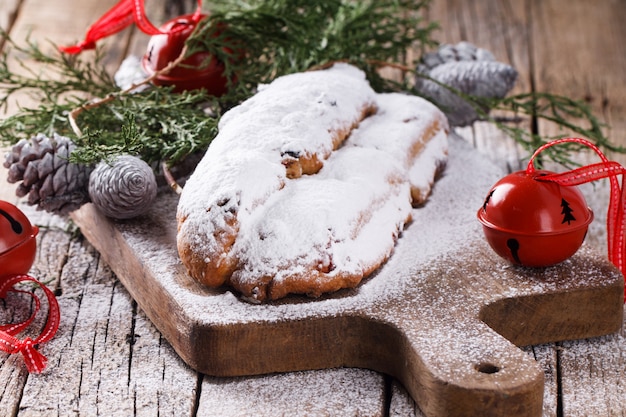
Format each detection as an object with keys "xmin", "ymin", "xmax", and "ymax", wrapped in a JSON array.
[
  {"xmin": 477, "ymin": 169, "xmax": 593, "ymax": 267},
  {"xmin": 0, "ymin": 201, "xmax": 62, "ymax": 373},
  {"xmin": 142, "ymin": 13, "xmax": 231, "ymax": 95},
  {"xmin": 0, "ymin": 201, "xmax": 39, "ymax": 277}
]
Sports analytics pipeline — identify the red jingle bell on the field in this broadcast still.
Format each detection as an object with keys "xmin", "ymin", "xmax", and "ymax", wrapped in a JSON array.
[
  {"xmin": 142, "ymin": 13, "xmax": 231, "ymax": 95},
  {"xmin": 0, "ymin": 201, "xmax": 39, "ymax": 277},
  {"xmin": 0, "ymin": 200, "xmax": 62, "ymax": 374},
  {"xmin": 477, "ymin": 169, "xmax": 593, "ymax": 267}
]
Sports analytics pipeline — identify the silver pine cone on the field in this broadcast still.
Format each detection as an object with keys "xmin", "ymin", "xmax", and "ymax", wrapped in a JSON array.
[
  {"xmin": 415, "ymin": 41, "xmax": 518, "ymax": 127},
  {"xmin": 88, "ymin": 154, "xmax": 157, "ymax": 219},
  {"xmin": 3, "ymin": 133, "xmax": 92, "ymax": 215}
]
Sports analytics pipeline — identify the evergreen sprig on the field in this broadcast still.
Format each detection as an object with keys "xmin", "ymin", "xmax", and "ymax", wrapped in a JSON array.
[
  {"xmin": 412, "ymin": 69, "xmax": 617, "ymax": 166},
  {"xmin": 0, "ymin": 31, "xmax": 219, "ymax": 166},
  {"xmin": 0, "ymin": 0, "xmax": 436, "ymax": 166},
  {"xmin": 68, "ymin": 90, "xmax": 219, "ymax": 165},
  {"xmin": 0, "ymin": 35, "xmax": 115, "ymax": 105},
  {"xmin": 0, "ymin": 0, "xmax": 621, "ymax": 170},
  {"xmin": 453, "ymin": 87, "xmax": 617, "ymax": 166},
  {"xmin": 188, "ymin": 0, "xmax": 437, "ymax": 101},
  {"xmin": 492, "ymin": 92, "xmax": 620, "ymax": 166}
]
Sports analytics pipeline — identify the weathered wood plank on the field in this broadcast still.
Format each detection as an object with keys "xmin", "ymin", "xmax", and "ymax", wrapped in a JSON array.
[
  {"xmin": 426, "ymin": 0, "xmax": 532, "ymax": 91},
  {"xmin": 558, "ymin": 310, "xmax": 626, "ymax": 417},
  {"xmin": 0, "ymin": 206, "xmax": 71, "ymax": 416},
  {"xmin": 14, "ymin": 234, "xmax": 200, "ymax": 416},
  {"xmin": 389, "ymin": 381, "xmax": 426, "ymax": 417},
  {"xmin": 7, "ymin": 0, "xmax": 118, "ymax": 50},
  {"xmin": 527, "ymin": 0, "xmax": 626, "ymax": 255},
  {"xmin": 1, "ymin": 1, "xmax": 201, "ymax": 415},
  {"xmin": 529, "ymin": 0, "xmax": 626, "ymax": 152},
  {"xmin": 522, "ymin": 345, "xmax": 559, "ymax": 417},
  {"xmin": 198, "ymin": 369, "xmax": 386, "ymax": 417},
  {"xmin": 0, "ymin": 0, "xmax": 21, "ymax": 203},
  {"xmin": 0, "ymin": 297, "xmax": 30, "ymax": 417},
  {"xmin": 0, "ymin": 0, "xmax": 121, "ymax": 202},
  {"xmin": 129, "ymin": 307, "xmax": 199, "ymax": 417}
]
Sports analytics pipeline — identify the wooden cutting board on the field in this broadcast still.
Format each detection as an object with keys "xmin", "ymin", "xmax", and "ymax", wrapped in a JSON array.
[{"xmin": 70, "ymin": 135, "xmax": 624, "ymax": 417}]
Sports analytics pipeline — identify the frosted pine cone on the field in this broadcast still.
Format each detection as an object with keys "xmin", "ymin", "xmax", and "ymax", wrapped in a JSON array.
[
  {"xmin": 88, "ymin": 154, "xmax": 157, "ymax": 219},
  {"xmin": 415, "ymin": 41, "xmax": 518, "ymax": 127},
  {"xmin": 4, "ymin": 133, "xmax": 92, "ymax": 215},
  {"xmin": 114, "ymin": 55, "xmax": 150, "ymax": 92}
]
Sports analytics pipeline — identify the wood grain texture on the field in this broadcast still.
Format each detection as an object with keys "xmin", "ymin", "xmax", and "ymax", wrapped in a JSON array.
[
  {"xmin": 198, "ymin": 369, "xmax": 387, "ymax": 417},
  {"xmin": 425, "ymin": 0, "xmax": 530, "ymax": 173},
  {"xmin": 558, "ymin": 317, "xmax": 626, "ymax": 417},
  {"xmin": 529, "ymin": 0, "xmax": 626, "ymax": 138},
  {"xmin": 0, "ymin": 0, "xmax": 21, "ymax": 35}
]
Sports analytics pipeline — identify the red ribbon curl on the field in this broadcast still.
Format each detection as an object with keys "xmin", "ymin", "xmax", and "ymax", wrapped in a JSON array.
[
  {"xmin": 60, "ymin": 0, "xmax": 203, "ymax": 54},
  {"xmin": 527, "ymin": 137, "xmax": 626, "ymax": 300},
  {"xmin": 0, "ymin": 274, "xmax": 61, "ymax": 373}
]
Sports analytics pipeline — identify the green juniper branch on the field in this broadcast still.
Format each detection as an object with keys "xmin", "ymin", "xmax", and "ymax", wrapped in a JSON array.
[
  {"xmin": 413, "ymin": 70, "xmax": 617, "ymax": 166},
  {"xmin": 0, "ymin": 0, "xmax": 621, "ymax": 170},
  {"xmin": 0, "ymin": 31, "xmax": 219, "ymax": 166},
  {"xmin": 189, "ymin": 0, "xmax": 437, "ymax": 100},
  {"xmin": 487, "ymin": 92, "xmax": 618, "ymax": 167}
]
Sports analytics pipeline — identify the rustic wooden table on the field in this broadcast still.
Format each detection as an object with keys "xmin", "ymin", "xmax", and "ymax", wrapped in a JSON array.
[{"xmin": 1, "ymin": 0, "xmax": 625, "ymax": 416}]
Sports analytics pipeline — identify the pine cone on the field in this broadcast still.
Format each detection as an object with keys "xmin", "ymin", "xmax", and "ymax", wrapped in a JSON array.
[
  {"xmin": 88, "ymin": 154, "xmax": 157, "ymax": 219},
  {"xmin": 114, "ymin": 55, "xmax": 150, "ymax": 92},
  {"xmin": 415, "ymin": 41, "xmax": 518, "ymax": 127},
  {"xmin": 3, "ymin": 133, "xmax": 92, "ymax": 215}
]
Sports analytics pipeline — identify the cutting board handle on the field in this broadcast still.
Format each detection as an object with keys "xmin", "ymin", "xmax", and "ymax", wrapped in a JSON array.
[{"xmin": 348, "ymin": 314, "xmax": 544, "ymax": 417}]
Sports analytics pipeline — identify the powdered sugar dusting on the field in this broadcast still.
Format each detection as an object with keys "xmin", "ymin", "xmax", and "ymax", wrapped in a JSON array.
[
  {"xmin": 177, "ymin": 67, "xmax": 450, "ymax": 300},
  {"xmin": 559, "ymin": 315, "xmax": 626, "ymax": 416},
  {"xmin": 345, "ymin": 92, "xmax": 449, "ymax": 203},
  {"xmin": 178, "ymin": 63, "xmax": 376, "ymax": 219},
  {"xmin": 176, "ymin": 64, "xmax": 378, "ymax": 286},
  {"xmin": 232, "ymin": 146, "xmax": 412, "ymax": 284}
]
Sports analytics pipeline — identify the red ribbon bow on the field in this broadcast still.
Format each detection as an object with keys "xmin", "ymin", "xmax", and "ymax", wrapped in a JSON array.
[
  {"xmin": 0, "ymin": 274, "xmax": 61, "ymax": 373},
  {"xmin": 60, "ymin": 0, "xmax": 203, "ymax": 54},
  {"xmin": 528, "ymin": 137, "xmax": 626, "ymax": 300}
]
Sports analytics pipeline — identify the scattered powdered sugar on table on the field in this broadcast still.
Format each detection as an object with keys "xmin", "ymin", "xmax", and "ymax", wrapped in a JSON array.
[
  {"xmin": 198, "ymin": 368, "xmax": 385, "ymax": 417},
  {"xmin": 558, "ymin": 316, "xmax": 626, "ymax": 415}
]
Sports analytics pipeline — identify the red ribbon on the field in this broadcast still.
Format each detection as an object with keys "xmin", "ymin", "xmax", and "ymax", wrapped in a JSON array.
[
  {"xmin": 60, "ymin": 0, "xmax": 203, "ymax": 54},
  {"xmin": 0, "ymin": 274, "xmax": 61, "ymax": 373},
  {"xmin": 527, "ymin": 137, "xmax": 626, "ymax": 300}
]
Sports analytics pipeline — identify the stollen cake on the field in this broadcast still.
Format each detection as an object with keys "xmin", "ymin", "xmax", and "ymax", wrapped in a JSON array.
[{"xmin": 176, "ymin": 64, "xmax": 449, "ymax": 302}]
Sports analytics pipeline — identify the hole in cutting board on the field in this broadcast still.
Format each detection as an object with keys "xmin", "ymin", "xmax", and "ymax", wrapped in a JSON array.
[{"xmin": 475, "ymin": 362, "xmax": 500, "ymax": 374}]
